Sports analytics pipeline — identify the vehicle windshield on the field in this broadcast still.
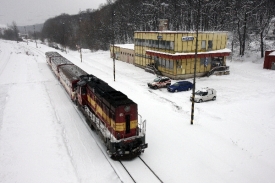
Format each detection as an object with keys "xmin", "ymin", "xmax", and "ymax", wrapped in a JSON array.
[
  {"xmin": 172, "ymin": 83, "xmax": 180, "ymax": 86},
  {"xmin": 153, "ymin": 78, "xmax": 161, "ymax": 82},
  {"xmin": 195, "ymin": 90, "xmax": 205, "ymax": 95}
]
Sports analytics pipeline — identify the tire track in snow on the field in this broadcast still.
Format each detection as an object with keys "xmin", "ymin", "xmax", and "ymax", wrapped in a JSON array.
[
  {"xmin": 148, "ymin": 89, "xmax": 183, "ymax": 112},
  {"xmin": 0, "ymin": 41, "xmax": 13, "ymax": 77},
  {"xmin": 41, "ymin": 80, "xmax": 81, "ymax": 183}
]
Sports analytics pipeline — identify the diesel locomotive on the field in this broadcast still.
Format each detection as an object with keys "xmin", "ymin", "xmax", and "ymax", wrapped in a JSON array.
[{"xmin": 45, "ymin": 52, "xmax": 148, "ymax": 158}]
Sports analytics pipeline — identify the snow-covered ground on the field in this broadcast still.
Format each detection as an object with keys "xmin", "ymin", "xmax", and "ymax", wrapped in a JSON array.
[{"xmin": 0, "ymin": 39, "xmax": 275, "ymax": 183}]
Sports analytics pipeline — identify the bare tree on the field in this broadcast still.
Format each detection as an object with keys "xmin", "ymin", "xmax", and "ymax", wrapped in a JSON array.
[{"xmin": 11, "ymin": 21, "xmax": 19, "ymax": 42}]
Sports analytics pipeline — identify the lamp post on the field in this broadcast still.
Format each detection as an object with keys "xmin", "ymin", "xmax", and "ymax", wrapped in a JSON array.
[
  {"xmin": 112, "ymin": 10, "xmax": 116, "ymax": 81},
  {"xmin": 190, "ymin": 0, "xmax": 202, "ymax": 125}
]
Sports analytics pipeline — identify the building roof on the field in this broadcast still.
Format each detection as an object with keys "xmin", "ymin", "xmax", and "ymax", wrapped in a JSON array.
[
  {"xmin": 135, "ymin": 31, "xmax": 228, "ymax": 34},
  {"xmin": 114, "ymin": 44, "xmax": 134, "ymax": 50}
]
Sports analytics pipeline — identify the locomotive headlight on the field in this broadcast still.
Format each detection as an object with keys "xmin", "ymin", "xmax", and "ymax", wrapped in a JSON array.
[
  {"xmin": 119, "ymin": 113, "xmax": 124, "ymax": 117},
  {"xmin": 124, "ymin": 105, "xmax": 130, "ymax": 112}
]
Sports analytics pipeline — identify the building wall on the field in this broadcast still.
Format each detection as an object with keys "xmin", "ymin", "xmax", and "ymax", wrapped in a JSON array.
[
  {"xmin": 119, "ymin": 48, "xmax": 134, "ymax": 64},
  {"xmin": 110, "ymin": 45, "xmax": 120, "ymax": 59},
  {"xmin": 264, "ymin": 50, "xmax": 275, "ymax": 69},
  {"xmin": 110, "ymin": 45, "xmax": 134, "ymax": 64}
]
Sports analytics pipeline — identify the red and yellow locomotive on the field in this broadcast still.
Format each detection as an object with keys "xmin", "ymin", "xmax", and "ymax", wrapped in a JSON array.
[{"xmin": 76, "ymin": 75, "xmax": 148, "ymax": 157}]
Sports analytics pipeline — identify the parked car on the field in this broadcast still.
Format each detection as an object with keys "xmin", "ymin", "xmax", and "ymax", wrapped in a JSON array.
[
  {"xmin": 190, "ymin": 88, "xmax": 216, "ymax": 103},
  {"xmin": 167, "ymin": 81, "xmax": 193, "ymax": 92},
  {"xmin": 147, "ymin": 76, "xmax": 171, "ymax": 89}
]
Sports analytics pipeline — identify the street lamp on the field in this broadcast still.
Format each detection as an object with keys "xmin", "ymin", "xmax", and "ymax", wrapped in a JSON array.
[{"xmin": 160, "ymin": 2, "xmax": 169, "ymax": 18}]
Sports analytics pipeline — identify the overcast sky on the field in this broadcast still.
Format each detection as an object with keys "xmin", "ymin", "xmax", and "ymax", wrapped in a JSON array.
[{"xmin": 0, "ymin": 0, "xmax": 107, "ymax": 26}]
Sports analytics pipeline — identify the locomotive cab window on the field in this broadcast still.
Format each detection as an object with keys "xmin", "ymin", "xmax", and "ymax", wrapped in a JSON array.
[
  {"xmin": 125, "ymin": 115, "xmax": 130, "ymax": 134},
  {"xmin": 81, "ymin": 87, "xmax": 86, "ymax": 95}
]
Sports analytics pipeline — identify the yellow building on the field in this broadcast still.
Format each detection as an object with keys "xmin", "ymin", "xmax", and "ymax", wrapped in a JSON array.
[{"xmin": 134, "ymin": 31, "xmax": 231, "ymax": 79}]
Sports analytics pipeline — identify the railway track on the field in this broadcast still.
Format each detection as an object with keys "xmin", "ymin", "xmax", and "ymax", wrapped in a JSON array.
[
  {"xmin": 118, "ymin": 156, "xmax": 163, "ymax": 183},
  {"xmin": 72, "ymin": 103, "xmax": 163, "ymax": 183}
]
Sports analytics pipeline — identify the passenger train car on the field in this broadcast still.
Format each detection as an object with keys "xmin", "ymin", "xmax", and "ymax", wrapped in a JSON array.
[
  {"xmin": 45, "ymin": 51, "xmax": 62, "ymax": 66},
  {"xmin": 50, "ymin": 57, "xmax": 73, "ymax": 79},
  {"xmin": 45, "ymin": 52, "xmax": 148, "ymax": 158},
  {"xmin": 59, "ymin": 65, "xmax": 88, "ymax": 100}
]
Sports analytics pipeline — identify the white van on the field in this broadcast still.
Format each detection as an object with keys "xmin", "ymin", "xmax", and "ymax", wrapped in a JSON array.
[{"xmin": 190, "ymin": 88, "xmax": 216, "ymax": 103}]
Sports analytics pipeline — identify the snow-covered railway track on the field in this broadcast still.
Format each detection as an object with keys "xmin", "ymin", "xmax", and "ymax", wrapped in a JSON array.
[
  {"xmin": 118, "ymin": 156, "xmax": 163, "ymax": 183},
  {"xmin": 72, "ymin": 102, "xmax": 163, "ymax": 183},
  {"xmin": 72, "ymin": 101, "xmax": 162, "ymax": 183}
]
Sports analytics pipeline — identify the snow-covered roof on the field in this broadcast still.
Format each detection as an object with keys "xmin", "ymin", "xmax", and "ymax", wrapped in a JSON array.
[
  {"xmin": 269, "ymin": 51, "xmax": 275, "ymax": 56},
  {"xmin": 114, "ymin": 44, "xmax": 134, "ymax": 50},
  {"xmin": 174, "ymin": 48, "xmax": 231, "ymax": 55},
  {"xmin": 146, "ymin": 48, "xmax": 231, "ymax": 56},
  {"xmin": 135, "ymin": 31, "xmax": 228, "ymax": 34}
]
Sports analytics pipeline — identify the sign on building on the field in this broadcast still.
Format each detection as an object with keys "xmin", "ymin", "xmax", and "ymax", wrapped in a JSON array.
[{"xmin": 182, "ymin": 36, "xmax": 194, "ymax": 41}]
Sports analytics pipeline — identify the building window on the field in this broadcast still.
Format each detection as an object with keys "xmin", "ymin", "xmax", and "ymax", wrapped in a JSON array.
[
  {"xmin": 169, "ymin": 60, "xmax": 173, "ymax": 69},
  {"xmin": 165, "ymin": 41, "xmax": 169, "ymax": 49},
  {"xmin": 201, "ymin": 40, "xmax": 206, "ymax": 49},
  {"xmin": 170, "ymin": 41, "xmax": 174, "ymax": 50},
  {"xmin": 160, "ymin": 40, "xmax": 165, "ymax": 49},
  {"xmin": 146, "ymin": 40, "xmax": 149, "ymax": 46},
  {"xmin": 161, "ymin": 58, "xmax": 165, "ymax": 67},
  {"xmin": 208, "ymin": 40, "xmax": 213, "ymax": 49},
  {"xmin": 200, "ymin": 58, "xmax": 205, "ymax": 65}
]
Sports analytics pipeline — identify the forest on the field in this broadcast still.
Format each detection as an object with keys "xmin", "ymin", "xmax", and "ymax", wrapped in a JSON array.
[{"xmin": 2, "ymin": 0, "xmax": 275, "ymax": 57}]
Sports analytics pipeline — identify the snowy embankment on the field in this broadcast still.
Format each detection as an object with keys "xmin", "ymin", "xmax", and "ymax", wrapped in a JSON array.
[
  {"xmin": 0, "ymin": 41, "xmax": 120, "ymax": 183},
  {"xmin": 0, "ymin": 39, "xmax": 275, "ymax": 183}
]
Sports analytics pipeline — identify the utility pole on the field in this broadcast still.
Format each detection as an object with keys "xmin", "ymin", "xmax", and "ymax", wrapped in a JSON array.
[
  {"xmin": 112, "ymin": 10, "xmax": 116, "ymax": 82},
  {"xmin": 33, "ymin": 25, "xmax": 37, "ymax": 48},
  {"xmin": 191, "ymin": 0, "xmax": 201, "ymax": 125},
  {"xmin": 24, "ymin": 26, "xmax": 28, "ymax": 45},
  {"xmin": 62, "ymin": 22, "xmax": 67, "ymax": 53},
  {"xmin": 79, "ymin": 18, "xmax": 82, "ymax": 62}
]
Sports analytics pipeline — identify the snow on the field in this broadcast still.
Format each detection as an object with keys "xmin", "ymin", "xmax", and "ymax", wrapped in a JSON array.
[
  {"xmin": 147, "ymin": 48, "xmax": 231, "ymax": 56},
  {"xmin": 115, "ymin": 44, "xmax": 134, "ymax": 50},
  {"xmin": 0, "ymin": 39, "xmax": 275, "ymax": 183}
]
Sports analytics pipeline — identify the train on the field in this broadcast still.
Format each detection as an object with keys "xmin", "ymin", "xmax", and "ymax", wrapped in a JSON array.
[{"xmin": 45, "ymin": 52, "xmax": 148, "ymax": 158}]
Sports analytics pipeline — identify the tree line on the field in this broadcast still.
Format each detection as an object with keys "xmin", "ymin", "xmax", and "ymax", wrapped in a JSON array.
[
  {"xmin": 0, "ymin": 22, "xmax": 21, "ymax": 42},
  {"xmin": 2, "ymin": 0, "xmax": 275, "ymax": 57}
]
